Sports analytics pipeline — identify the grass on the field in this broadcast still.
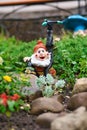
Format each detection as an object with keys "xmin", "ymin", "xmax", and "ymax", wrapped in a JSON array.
[
  {"xmin": 53, "ymin": 33, "xmax": 87, "ymax": 85},
  {"xmin": 0, "ymin": 35, "xmax": 37, "ymax": 73}
]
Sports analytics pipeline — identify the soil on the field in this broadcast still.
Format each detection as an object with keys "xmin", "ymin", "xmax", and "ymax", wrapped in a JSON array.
[{"xmin": 0, "ymin": 110, "xmax": 50, "ymax": 130}]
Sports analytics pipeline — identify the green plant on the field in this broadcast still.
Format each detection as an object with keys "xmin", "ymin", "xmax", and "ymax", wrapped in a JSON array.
[
  {"xmin": 0, "ymin": 35, "xmax": 37, "ymax": 73},
  {"xmin": 0, "ymin": 93, "xmax": 24, "ymax": 114},
  {"xmin": 55, "ymin": 79, "xmax": 65, "ymax": 93},
  {"xmin": 53, "ymin": 34, "xmax": 87, "ymax": 85},
  {"xmin": 0, "ymin": 74, "xmax": 31, "ymax": 96},
  {"xmin": 36, "ymin": 74, "xmax": 54, "ymax": 97},
  {"xmin": 36, "ymin": 74, "xmax": 65, "ymax": 97}
]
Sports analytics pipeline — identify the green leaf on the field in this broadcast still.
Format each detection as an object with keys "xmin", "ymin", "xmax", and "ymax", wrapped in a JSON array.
[
  {"xmin": 46, "ymin": 74, "xmax": 54, "ymax": 85},
  {"xmin": 43, "ymin": 86, "xmax": 54, "ymax": 97},
  {"xmin": 7, "ymin": 100, "xmax": 15, "ymax": 112},
  {"xmin": 0, "ymin": 105, "xmax": 6, "ymax": 113},
  {"xmin": 6, "ymin": 111, "xmax": 11, "ymax": 117}
]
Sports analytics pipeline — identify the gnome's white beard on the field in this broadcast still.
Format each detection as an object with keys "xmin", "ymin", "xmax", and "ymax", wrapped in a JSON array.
[{"xmin": 31, "ymin": 54, "xmax": 51, "ymax": 67}]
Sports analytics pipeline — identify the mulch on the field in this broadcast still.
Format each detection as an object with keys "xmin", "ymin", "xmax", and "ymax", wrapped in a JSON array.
[{"xmin": 0, "ymin": 110, "xmax": 50, "ymax": 130}]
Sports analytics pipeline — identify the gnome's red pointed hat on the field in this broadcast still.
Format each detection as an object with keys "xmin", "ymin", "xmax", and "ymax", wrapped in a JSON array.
[{"xmin": 33, "ymin": 40, "xmax": 46, "ymax": 53}]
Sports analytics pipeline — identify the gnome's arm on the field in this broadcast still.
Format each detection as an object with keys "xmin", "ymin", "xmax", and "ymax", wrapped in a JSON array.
[
  {"xmin": 23, "ymin": 57, "xmax": 31, "ymax": 62},
  {"xmin": 23, "ymin": 56, "xmax": 34, "ymax": 67}
]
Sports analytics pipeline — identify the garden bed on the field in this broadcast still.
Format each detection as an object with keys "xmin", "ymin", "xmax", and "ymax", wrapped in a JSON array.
[
  {"xmin": 0, "ymin": 110, "xmax": 49, "ymax": 130},
  {"xmin": 0, "ymin": 33, "xmax": 87, "ymax": 130}
]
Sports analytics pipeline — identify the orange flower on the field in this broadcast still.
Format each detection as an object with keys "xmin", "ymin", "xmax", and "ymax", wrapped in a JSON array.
[
  {"xmin": 10, "ymin": 94, "xmax": 20, "ymax": 101},
  {"xmin": 49, "ymin": 67, "xmax": 56, "ymax": 76},
  {"xmin": 3, "ymin": 75, "xmax": 12, "ymax": 82}
]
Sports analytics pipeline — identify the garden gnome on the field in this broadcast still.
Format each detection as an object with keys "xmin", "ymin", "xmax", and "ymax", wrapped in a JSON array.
[{"xmin": 24, "ymin": 40, "xmax": 51, "ymax": 76}]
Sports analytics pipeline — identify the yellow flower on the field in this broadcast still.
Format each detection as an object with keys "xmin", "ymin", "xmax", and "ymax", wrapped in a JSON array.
[{"xmin": 3, "ymin": 75, "xmax": 12, "ymax": 82}]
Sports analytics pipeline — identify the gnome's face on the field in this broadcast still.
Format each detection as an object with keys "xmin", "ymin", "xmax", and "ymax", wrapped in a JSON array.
[
  {"xmin": 35, "ymin": 48, "xmax": 49, "ymax": 61},
  {"xmin": 31, "ymin": 48, "xmax": 51, "ymax": 67}
]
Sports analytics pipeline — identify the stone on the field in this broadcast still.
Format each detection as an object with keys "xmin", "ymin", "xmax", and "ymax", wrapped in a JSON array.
[
  {"xmin": 14, "ymin": 73, "xmax": 42, "ymax": 101},
  {"xmin": 57, "ymin": 94, "xmax": 65, "ymax": 103},
  {"xmin": 51, "ymin": 94, "xmax": 65, "ymax": 103},
  {"xmin": 72, "ymin": 78, "xmax": 87, "ymax": 94},
  {"xmin": 67, "ymin": 92, "xmax": 87, "ymax": 110},
  {"xmin": 21, "ymin": 74, "xmax": 43, "ymax": 101},
  {"xmin": 36, "ymin": 112, "xmax": 59, "ymax": 128},
  {"xmin": 29, "ymin": 90, "xmax": 42, "ymax": 102},
  {"xmin": 30, "ymin": 97, "xmax": 64, "ymax": 115},
  {"xmin": 36, "ymin": 112, "xmax": 66, "ymax": 128},
  {"xmin": 28, "ymin": 74, "xmax": 38, "ymax": 89},
  {"xmin": 28, "ymin": 74, "xmax": 43, "ymax": 101},
  {"xmin": 51, "ymin": 107, "xmax": 87, "ymax": 130}
]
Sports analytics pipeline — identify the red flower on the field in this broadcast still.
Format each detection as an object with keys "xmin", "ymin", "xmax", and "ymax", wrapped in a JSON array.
[
  {"xmin": 0, "ymin": 93, "xmax": 20, "ymax": 106},
  {"xmin": 0, "ymin": 93, "xmax": 8, "ymax": 99},
  {"xmin": 10, "ymin": 94, "xmax": 20, "ymax": 101},
  {"xmin": 2, "ymin": 98, "xmax": 8, "ymax": 106},
  {"xmin": 0, "ymin": 93, "xmax": 8, "ymax": 106}
]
